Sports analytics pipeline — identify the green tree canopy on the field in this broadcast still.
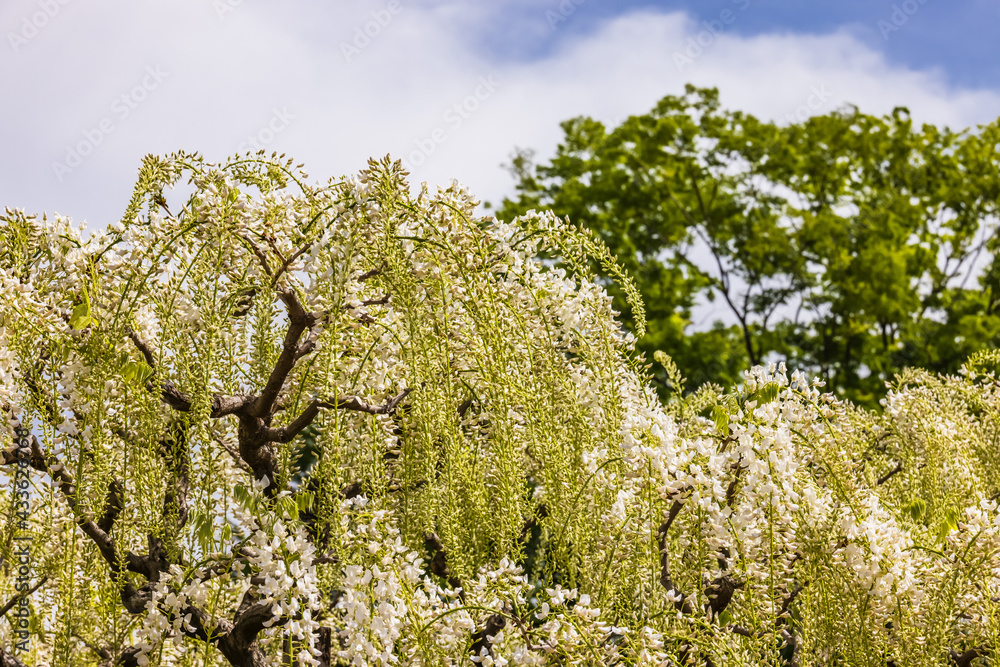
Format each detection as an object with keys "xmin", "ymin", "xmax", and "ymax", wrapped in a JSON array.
[{"xmin": 496, "ymin": 85, "xmax": 1000, "ymax": 405}]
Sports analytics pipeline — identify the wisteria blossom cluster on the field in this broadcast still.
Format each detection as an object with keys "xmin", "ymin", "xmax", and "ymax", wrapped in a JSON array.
[{"xmin": 1, "ymin": 153, "xmax": 1000, "ymax": 666}]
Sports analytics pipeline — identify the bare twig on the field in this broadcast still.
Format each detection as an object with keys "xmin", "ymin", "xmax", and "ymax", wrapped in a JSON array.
[
  {"xmin": 357, "ymin": 266, "xmax": 382, "ymax": 282},
  {"xmin": 212, "ymin": 433, "xmax": 250, "ymax": 472},
  {"xmin": 237, "ymin": 233, "xmax": 274, "ymax": 277},
  {"xmin": 271, "ymin": 243, "xmax": 313, "ymax": 288},
  {"xmin": 878, "ymin": 463, "xmax": 903, "ymax": 486}
]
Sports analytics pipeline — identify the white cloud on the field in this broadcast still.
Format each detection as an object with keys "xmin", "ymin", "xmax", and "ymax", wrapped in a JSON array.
[{"xmin": 1, "ymin": 0, "xmax": 998, "ymax": 227}]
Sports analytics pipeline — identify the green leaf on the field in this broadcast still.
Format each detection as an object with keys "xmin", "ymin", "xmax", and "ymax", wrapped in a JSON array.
[
  {"xmin": 712, "ymin": 405, "xmax": 730, "ymax": 435},
  {"xmin": 277, "ymin": 496, "xmax": 299, "ymax": 520},
  {"xmin": 122, "ymin": 361, "xmax": 154, "ymax": 384},
  {"xmin": 69, "ymin": 288, "xmax": 92, "ymax": 330},
  {"xmin": 944, "ymin": 508, "xmax": 959, "ymax": 531},
  {"xmin": 296, "ymin": 491, "xmax": 314, "ymax": 514},
  {"xmin": 936, "ymin": 507, "xmax": 960, "ymax": 540},
  {"xmin": 904, "ymin": 498, "xmax": 926, "ymax": 521},
  {"xmin": 750, "ymin": 382, "xmax": 781, "ymax": 405}
]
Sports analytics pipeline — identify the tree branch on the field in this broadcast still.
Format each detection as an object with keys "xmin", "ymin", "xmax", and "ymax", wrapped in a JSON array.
[
  {"xmin": 250, "ymin": 287, "xmax": 317, "ymax": 419},
  {"xmin": 97, "ymin": 479, "xmax": 124, "ymax": 534},
  {"xmin": 0, "ymin": 647, "xmax": 28, "ymax": 667},
  {"xmin": 470, "ymin": 614, "xmax": 506, "ymax": 660},
  {"xmin": 425, "ymin": 531, "xmax": 463, "ymax": 593},
  {"xmin": 263, "ymin": 389, "xmax": 413, "ymax": 444},
  {"xmin": 237, "ymin": 233, "xmax": 274, "ymax": 277},
  {"xmin": 357, "ymin": 266, "xmax": 382, "ymax": 282},
  {"xmin": 951, "ymin": 646, "xmax": 988, "ymax": 667},
  {"xmin": 270, "ymin": 243, "xmax": 312, "ymax": 289},
  {"xmin": 125, "ymin": 327, "xmax": 156, "ymax": 368},
  {"xmin": 3, "ymin": 415, "xmax": 150, "ymax": 613},
  {"xmin": 0, "ymin": 576, "xmax": 48, "ymax": 617},
  {"xmin": 126, "ymin": 329, "xmax": 256, "ymax": 418},
  {"xmin": 877, "ymin": 462, "xmax": 903, "ymax": 486},
  {"xmin": 657, "ymin": 496, "xmax": 694, "ymax": 613},
  {"xmin": 218, "ymin": 592, "xmax": 276, "ymax": 664}
]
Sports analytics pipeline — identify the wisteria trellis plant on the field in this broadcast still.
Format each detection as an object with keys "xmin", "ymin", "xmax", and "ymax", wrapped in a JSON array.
[{"xmin": 1, "ymin": 153, "xmax": 999, "ymax": 666}]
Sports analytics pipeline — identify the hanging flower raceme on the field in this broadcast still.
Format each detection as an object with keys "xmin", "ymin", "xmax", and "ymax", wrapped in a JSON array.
[{"xmin": 3, "ymin": 154, "xmax": 1000, "ymax": 666}]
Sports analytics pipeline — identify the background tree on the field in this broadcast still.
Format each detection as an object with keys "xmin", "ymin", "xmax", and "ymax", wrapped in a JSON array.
[{"xmin": 496, "ymin": 85, "xmax": 1000, "ymax": 405}]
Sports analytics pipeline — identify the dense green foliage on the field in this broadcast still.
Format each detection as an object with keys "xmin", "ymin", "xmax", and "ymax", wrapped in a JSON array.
[{"xmin": 496, "ymin": 85, "xmax": 1000, "ymax": 406}]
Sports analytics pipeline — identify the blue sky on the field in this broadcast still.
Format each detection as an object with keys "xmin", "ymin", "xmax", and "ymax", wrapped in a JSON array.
[
  {"xmin": 713, "ymin": 0, "xmax": 998, "ymax": 89},
  {"xmin": 0, "ymin": 0, "xmax": 998, "ymax": 229},
  {"xmin": 484, "ymin": 0, "xmax": 1000, "ymax": 90}
]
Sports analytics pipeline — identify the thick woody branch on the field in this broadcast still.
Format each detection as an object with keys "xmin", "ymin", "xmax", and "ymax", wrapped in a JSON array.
[
  {"xmin": 160, "ymin": 382, "xmax": 255, "ymax": 418},
  {"xmin": 951, "ymin": 646, "xmax": 988, "ymax": 667},
  {"xmin": 3, "ymin": 418, "xmax": 150, "ymax": 613},
  {"xmin": 0, "ymin": 648, "xmax": 28, "ymax": 667},
  {"xmin": 126, "ymin": 327, "xmax": 156, "ymax": 367},
  {"xmin": 250, "ymin": 287, "xmax": 317, "ymax": 419},
  {"xmin": 262, "ymin": 389, "xmax": 413, "ymax": 444},
  {"xmin": 425, "ymin": 531, "xmax": 463, "ymax": 593},
  {"xmin": 97, "ymin": 479, "xmax": 124, "ymax": 534},
  {"xmin": 114, "ymin": 647, "xmax": 144, "ymax": 667},
  {"xmin": 218, "ymin": 592, "xmax": 278, "ymax": 663},
  {"xmin": 704, "ymin": 575, "xmax": 743, "ymax": 618},
  {"xmin": 470, "ymin": 614, "xmax": 506, "ymax": 659},
  {"xmin": 657, "ymin": 496, "xmax": 694, "ymax": 613}
]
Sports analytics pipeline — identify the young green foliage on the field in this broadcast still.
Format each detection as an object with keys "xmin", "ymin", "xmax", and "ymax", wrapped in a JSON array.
[{"xmin": 1, "ymin": 154, "xmax": 1000, "ymax": 666}]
